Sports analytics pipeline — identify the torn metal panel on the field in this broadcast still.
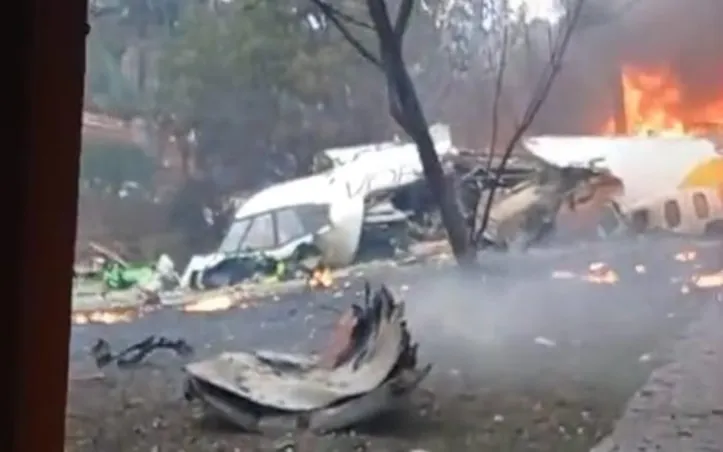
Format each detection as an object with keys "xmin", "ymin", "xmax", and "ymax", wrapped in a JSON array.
[
  {"xmin": 183, "ymin": 284, "xmax": 429, "ymax": 432},
  {"xmin": 480, "ymin": 166, "xmax": 597, "ymax": 250}
]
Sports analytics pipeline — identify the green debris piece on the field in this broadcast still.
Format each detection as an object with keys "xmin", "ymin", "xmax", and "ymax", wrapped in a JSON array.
[{"xmin": 101, "ymin": 262, "xmax": 155, "ymax": 291}]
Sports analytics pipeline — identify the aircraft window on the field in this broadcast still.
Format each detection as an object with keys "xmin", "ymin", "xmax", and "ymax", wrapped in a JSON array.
[
  {"xmin": 240, "ymin": 213, "xmax": 276, "ymax": 250},
  {"xmin": 692, "ymin": 193, "xmax": 710, "ymax": 219},
  {"xmin": 598, "ymin": 205, "xmax": 622, "ymax": 235},
  {"xmin": 218, "ymin": 219, "xmax": 250, "ymax": 254},
  {"xmin": 296, "ymin": 204, "xmax": 331, "ymax": 232},
  {"xmin": 275, "ymin": 208, "xmax": 307, "ymax": 245},
  {"xmin": 630, "ymin": 209, "xmax": 649, "ymax": 233},
  {"xmin": 663, "ymin": 200, "xmax": 682, "ymax": 228}
]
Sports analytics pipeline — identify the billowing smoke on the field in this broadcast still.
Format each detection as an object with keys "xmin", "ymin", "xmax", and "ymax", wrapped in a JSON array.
[
  {"xmin": 608, "ymin": 0, "xmax": 723, "ymax": 103},
  {"xmin": 447, "ymin": 0, "xmax": 723, "ymax": 147}
]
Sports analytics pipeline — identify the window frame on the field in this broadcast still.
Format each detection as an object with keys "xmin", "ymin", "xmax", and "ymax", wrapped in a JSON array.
[
  {"xmin": 274, "ymin": 206, "xmax": 311, "ymax": 248},
  {"xmin": 663, "ymin": 200, "xmax": 682, "ymax": 228},
  {"xmin": 221, "ymin": 203, "xmax": 332, "ymax": 254},
  {"xmin": 630, "ymin": 208, "xmax": 650, "ymax": 233},
  {"xmin": 692, "ymin": 192, "xmax": 710, "ymax": 219},
  {"xmin": 238, "ymin": 212, "xmax": 278, "ymax": 252},
  {"xmin": 217, "ymin": 218, "xmax": 252, "ymax": 254}
]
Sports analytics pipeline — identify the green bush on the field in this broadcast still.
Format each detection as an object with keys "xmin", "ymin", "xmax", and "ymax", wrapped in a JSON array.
[{"xmin": 80, "ymin": 140, "xmax": 157, "ymax": 194}]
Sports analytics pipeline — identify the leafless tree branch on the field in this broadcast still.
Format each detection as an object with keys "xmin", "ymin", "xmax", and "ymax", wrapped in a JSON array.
[
  {"xmin": 367, "ymin": 0, "xmax": 419, "ymax": 134},
  {"xmin": 466, "ymin": 23, "xmax": 510, "ymax": 243},
  {"xmin": 487, "ymin": 27, "xmax": 510, "ymax": 172},
  {"xmin": 309, "ymin": 0, "xmax": 382, "ymax": 68},
  {"xmin": 394, "ymin": 0, "xmax": 414, "ymax": 40},
  {"xmin": 316, "ymin": 1, "xmax": 376, "ymax": 30},
  {"xmin": 314, "ymin": 0, "xmax": 477, "ymax": 264},
  {"xmin": 473, "ymin": 0, "xmax": 587, "ymax": 245}
]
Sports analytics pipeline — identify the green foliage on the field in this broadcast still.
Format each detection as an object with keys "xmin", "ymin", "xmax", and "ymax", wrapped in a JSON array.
[
  {"xmin": 85, "ymin": 28, "xmax": 145, "ymax": 117},
  {"xmin": 86, "ymin": 0, "xmax": 445, "ymax": 191},
  {"xmin": 156, "ymin": 2, "xmax": 356, "ymax": 121},
  {"xmin": 153, "ymin": 1, "xmax": 391, "ymax": 187},
  {"xmin": 80, "ymin": 140, "xmax": 158, "ymax": 193}
]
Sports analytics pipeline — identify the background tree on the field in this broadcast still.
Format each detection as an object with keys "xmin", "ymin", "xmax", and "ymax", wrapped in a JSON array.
[
  {"xmin": 82, "ymin": 0, "xmax": 617, "ymax": 266},
  {"xmin": 308, "ymin": 0, "xmax": 601, "ymax": 266}
]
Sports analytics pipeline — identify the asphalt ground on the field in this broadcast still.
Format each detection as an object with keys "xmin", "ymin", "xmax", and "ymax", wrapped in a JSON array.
[{"xmin": 66, "ymin": 236, "xmax": 723, "ymax": 452}]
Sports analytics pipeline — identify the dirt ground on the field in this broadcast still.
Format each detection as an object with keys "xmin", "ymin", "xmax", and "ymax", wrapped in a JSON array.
[
  {"xmin": 65, "ymin": 364, "xmax": 629, "ymax": 452},
  {"xmin": 64, "ymin": 238, "xmax": 722, "ymax": 452}
]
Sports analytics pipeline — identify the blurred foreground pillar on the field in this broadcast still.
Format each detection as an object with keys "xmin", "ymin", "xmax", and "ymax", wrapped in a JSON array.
[{"xmin": 8, "ymin": 0, "xmax": 86, "ymax": 450}]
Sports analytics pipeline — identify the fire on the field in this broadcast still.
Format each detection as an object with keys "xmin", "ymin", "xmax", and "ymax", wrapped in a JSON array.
[
  {"xmin": 309, "ymin": 265, "xmax": 334, "ymax": 289},
  {"xmin": 72, "ymin": 307, "xmax": 139, "ymax": 325},
  {"xmin": 182, "ymin": 294, "xmax": 238, "ymax": 313},
  {"xmin": 602, "ymin": 65, "xmax": 723, "ymax": 136},
  {"xmin": 552, "ymin": 262, "xmax": 620, "ymax": 284},
  {"xmin": 692, "ymin": 270, "xmax": 723, "ymax": 289},
  {"xmin": 181, "ymin": 285, "xmax": 249, "ymax": 313},
  {"xmin": 674, "ymin": 250, "xmax": 698, "ymax": 262},
  {"xmin": 583, "ymin": 261, "xmax": 619, "ymax": 284}
]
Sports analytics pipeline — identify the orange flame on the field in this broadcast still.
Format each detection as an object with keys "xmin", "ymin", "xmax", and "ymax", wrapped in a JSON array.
[
  {"xmin": 72, "ymin": 307, "xmax": 139, "ymax": 325},
  {"xmin": 583, "ymin": 261, "xmax": 619, "ymax": 284},
  {"xmin": 602, "ymin": 66, "xmax": 723, "ymax": 136},
  {"xmin": 182, "ymin": 296, "xmax": 237, "ymax": 313},
  {"xmin": 692, "ymin": 270, "xmax": 723, "ymax": 289},
  {"xmin": 309, "ymin": 265, "xmax": 334, "ymax": 289}
]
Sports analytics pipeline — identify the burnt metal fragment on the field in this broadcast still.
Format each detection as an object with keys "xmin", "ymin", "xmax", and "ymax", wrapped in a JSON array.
[
  {"xmin": 91, "ymin": 335, "xmax": 193, "ymax": 369},
  {"xmin": 183, "ymin": 283, "xmax": 430, "ymax": 433}
]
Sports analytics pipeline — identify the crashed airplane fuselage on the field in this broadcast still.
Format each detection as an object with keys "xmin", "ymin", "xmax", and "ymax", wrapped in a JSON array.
[
  {"xmin": 476, "ymin": 164, "xmax": 598, "ymax": 251},
  {"xmin": 180, "ymin": 126, "xmax": 459, "ymax": 288},
  {"xmin": 525, "ymin": 135, "xmax": 723, "ymax": 239}
]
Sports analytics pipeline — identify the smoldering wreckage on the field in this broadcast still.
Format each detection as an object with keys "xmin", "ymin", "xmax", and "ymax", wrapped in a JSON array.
[
  {"xmin": 77, "ymin": 124, "xmax": 723, "ymax": 295},
  {"xmin": 87, "ymin": 283, "xmax": 428, "ymax": 433},
  {"xmin": 184, "ymin": 285, "xmax": 430, "ymax": 433},
  {"xmin": 75, "ymin": 124, "xmax": 723, "ymax": 433}
]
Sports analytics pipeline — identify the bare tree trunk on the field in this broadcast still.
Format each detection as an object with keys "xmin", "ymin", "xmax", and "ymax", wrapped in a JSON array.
[
  {"xmin": 371, "ymin": 1, "xmax": 472, "ymax": 264},
  {"xmin": 612, "ymin": 65, "xmax": 627, "ymax": 134},
  {"xmin": 311, "ymin": 0, "xmax": 475, "ymax": 265}
]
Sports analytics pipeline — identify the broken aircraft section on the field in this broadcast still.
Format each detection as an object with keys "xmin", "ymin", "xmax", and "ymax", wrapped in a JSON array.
[
  {"xmin": 183, "ymin": 284, "xmax": 430, "ymax": 433},
  {"xmin": 79, "ymin": 130, "xmax": 723, "ymax": 298}
]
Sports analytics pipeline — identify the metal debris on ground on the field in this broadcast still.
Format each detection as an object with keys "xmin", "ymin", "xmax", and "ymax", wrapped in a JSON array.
[
  {"xmin": 183, "ymin": 283, "xmax": 431, "ymax": 433},
  {"xmin": 90, "ymin": 335, "xmax": 193, "ymax": 369},
  {"xmin": 74, "ymin": 242, "xmax": 180, "ymax": 309}
]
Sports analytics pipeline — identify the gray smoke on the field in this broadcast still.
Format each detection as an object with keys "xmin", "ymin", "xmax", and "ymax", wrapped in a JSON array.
[{"xmin": 446, "ymin": 0, "xmax": 723, "ymax": 147}]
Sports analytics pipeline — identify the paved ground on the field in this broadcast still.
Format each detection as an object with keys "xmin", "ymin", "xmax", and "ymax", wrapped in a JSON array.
[
  {"xmin": 592, "ymin": 293, "xmax": 723, "ymax": 452},
  {"xmin": 65, "ymin": 237, "xmax": 723, "ymax": 452}
]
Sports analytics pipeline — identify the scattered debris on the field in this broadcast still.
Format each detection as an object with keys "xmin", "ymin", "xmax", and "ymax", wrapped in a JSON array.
[
  {"xmin": 90, "ymin": 335, "xmax": 193, "ymax": 369},
  {"xmin": 74, "ymin": 241, "xmax": 179, "ymax": 303},
  {"xmin": 675, "ymin": 250, "xmax": 698, "ymax": 262},
  {"xmin": 478, "ymin": 165, "xmax": 597, "ymax": 251},
  {"xmin": 534, "ymin": 336, "xmax": 557, "ymax": 348},
  {"xmin": 183, "ymin": 284, "xmax": 431, "ymax": 433},
  {"xmin": 551, "ymin": 270, "xmax": 576, "ymax": 279},
  {"xmin": 584, "ymin": 262, "xmax": 619, "ymax": 284}
]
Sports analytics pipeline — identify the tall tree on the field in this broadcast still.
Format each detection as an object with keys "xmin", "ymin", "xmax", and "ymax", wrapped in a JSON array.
[
  {"xmin": 155, "ymin": 1, "xmax": 395, "ymax": 190},
  {"xmin": 309, "ymin": 0, "xmax": 481, "ymax": 265},
  {"xmin": 310, "ymin": 0, "xmax": 590, "ymax": 265}
]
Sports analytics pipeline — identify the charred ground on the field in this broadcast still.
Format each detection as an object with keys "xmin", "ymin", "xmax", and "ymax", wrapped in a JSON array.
[{"xmin": 65, "ymin": 237, "xmax": 722, "ymax": 451}]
